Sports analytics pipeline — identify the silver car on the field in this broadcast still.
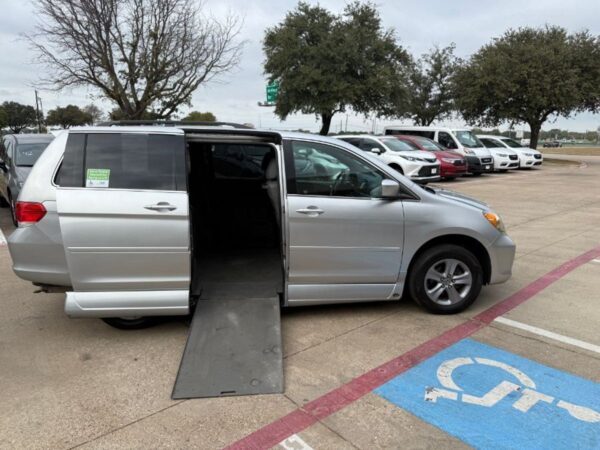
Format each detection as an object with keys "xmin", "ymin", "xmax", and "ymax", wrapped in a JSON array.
[
  {"xmin": 0, "ymin": 134, "xmax": 54, "ymax": 225},
  {"xmin": 7, "ymin": 124, "xmax": 515, "ymax": 329}
]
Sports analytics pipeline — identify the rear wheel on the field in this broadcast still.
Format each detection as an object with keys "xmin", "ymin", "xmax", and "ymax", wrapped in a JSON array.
[
  {"xmin": 407, "ymin": 244, "xmax": 483, "ymax": 314},
  {"xmin": 101, "ymin": 317, "xmax": 158, "ymax": 330},
  {"xmin": 8, "ymin": 193, "xmax": 17, "ymax": 227},
  {"xmin": 0, "ymin": 194, "xmax": 8, "ymax": 207}
]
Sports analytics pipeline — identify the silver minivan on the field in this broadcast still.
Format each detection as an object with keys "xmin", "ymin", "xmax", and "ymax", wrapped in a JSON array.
[{"xmin": 8, "ymin": 123, "xmax": 515, "ymax": 329}]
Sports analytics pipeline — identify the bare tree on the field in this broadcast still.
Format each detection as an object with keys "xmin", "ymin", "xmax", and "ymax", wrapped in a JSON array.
[{"xmin": 28, "ymin": 0, "xmax": 243, "ymax": 119}]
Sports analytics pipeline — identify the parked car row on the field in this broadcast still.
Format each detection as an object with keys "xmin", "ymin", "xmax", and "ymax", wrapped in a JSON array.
[
  {"xmin": 335, "ymin": 126, "xmax": 543, "ymax": 185},
  {"xmin": 0, "ymin": 133, "xmax": 55, "ymax": 225}
]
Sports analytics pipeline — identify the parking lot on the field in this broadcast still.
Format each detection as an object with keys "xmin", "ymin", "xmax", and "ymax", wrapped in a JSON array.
[{"xmin": 1, "ymin": 157, "xmax": 599, "ymax": 449}]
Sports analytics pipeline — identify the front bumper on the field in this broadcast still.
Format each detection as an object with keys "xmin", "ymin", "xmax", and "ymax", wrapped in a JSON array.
[
  {"xmin": 466, "ymin": 155, "xmax": 493, "ymax": 174},
  {"xmin": 488, "ymin": 233, "xmax": 516, "ymax": 284},
  {"xmin": 493, "ymin": 156, "xmax": 519, "ymax": 170},
  {"xmin": 519, "ymin": 156, "xmax": 539, "ymax": 168},
  {"xmin": 408, "ymin": 163, "xmax": 441, "ymax": 183}
]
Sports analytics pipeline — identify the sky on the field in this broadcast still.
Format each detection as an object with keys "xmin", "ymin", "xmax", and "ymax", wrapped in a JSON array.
[{"xmin": 0, "ymin": 0, "xmax": 599, "ymax": 133}]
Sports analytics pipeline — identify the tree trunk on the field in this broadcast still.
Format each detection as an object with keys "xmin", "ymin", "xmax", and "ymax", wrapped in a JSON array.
[
  {"xmin": 319, "ymin": 111, "xmax": 333, "ymax": 135},
  {"xmin": 528, "ymin": 122, "xmax": 541, "ymax": 149}
]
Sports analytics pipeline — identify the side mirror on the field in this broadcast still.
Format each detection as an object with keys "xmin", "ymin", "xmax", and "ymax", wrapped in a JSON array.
[
  {"xmin": 381, "ymin": 179, "xmax": 400, "ymax": 198},
  {"xmin": 371, "ymin": 148, "xmax": 383, "ymax": 155}
]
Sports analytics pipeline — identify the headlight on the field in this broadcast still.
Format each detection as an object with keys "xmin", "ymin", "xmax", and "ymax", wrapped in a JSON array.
[
  {"xmin": 441, "ymin": 158, "xmax": 457, "ymax": 163},
  {"xmin": 525, "ymin": 153, "xmax": 534, "ymax": 157},
  {"xmin": 483, "ymin": 211, "xmax": 505, "ymax": 233},
  {"xmin": 399, "ymin": 155, "xmax": 419, "ymax": 161},
  {"xmin": 497, "ymin": 153, "xmax": 508, "ymax": 158},
  {"xmin": 464, "ymin": 149, "xmax": 475, "ymax": 155}
]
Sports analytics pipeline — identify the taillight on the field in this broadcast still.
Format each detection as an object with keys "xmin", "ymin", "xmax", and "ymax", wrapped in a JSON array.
[{"xmin": 15, "ymin": 202, "xmax": 47, "ymax": 225}]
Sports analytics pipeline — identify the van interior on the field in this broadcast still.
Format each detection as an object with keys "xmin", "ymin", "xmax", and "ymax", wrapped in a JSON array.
[{"xmin": 186, "ymin": 138, "xmax": 284, "ymax": 301}]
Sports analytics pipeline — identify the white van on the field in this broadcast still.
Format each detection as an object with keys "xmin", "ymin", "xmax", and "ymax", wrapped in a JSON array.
[{"xmin": 384, "ymin": 126, "xmax": 494, "ymax": 176}]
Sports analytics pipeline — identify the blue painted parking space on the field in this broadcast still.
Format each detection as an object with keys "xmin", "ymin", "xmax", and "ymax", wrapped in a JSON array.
[{"xmin": 374, "ymin": 339, "xmax": 600, "ymax": 450}]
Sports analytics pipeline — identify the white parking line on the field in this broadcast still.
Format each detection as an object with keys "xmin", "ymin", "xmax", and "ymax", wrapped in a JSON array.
[
  {"xmin": 280, "ymin": 434, "xmax": 314, "ymax": 450},
  {"xmin": 0, "ymin": 228, "xmax": 6, "ymax": 246},
  {"xmin": 494, "ymin": 317, "xmax": 600, "ymax": 355}
]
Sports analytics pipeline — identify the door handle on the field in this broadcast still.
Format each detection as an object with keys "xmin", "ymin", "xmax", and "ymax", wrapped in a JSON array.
[
  {"xmin": 144, "ymin": 202, "xmax": 177, "ymax": 212},
  {"xmin": 296, "ymin": 206, "xmax": 324, "ymax": 217}
]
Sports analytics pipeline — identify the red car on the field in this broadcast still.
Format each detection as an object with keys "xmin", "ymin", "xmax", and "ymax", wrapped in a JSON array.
[{"xmin": 392, "ymin": 135, "xmax": 468, "ymax": 180}]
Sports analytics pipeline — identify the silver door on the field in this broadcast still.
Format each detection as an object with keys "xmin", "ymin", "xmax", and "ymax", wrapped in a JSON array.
[
  {"xmin": 284, "ymin": 139, "xmax": 405, "ymax": 304},
  {"xmin": 56, "ymin": 131, "xmax": 189, "ymax": 292}
]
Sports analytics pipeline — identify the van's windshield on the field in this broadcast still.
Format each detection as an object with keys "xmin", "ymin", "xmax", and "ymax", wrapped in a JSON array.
[{"xmin": 454, "ymin": 131, "xmax": 484, "ymax": 148}]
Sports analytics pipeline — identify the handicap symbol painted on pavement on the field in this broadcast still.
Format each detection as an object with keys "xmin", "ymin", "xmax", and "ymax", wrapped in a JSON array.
[{"xmin": 374, "ymin": 339, "xmax": 600, "ymax": 450}]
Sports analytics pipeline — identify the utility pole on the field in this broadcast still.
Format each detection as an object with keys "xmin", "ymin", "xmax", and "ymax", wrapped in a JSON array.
[{"xmin": 34, "ymin": 90, "xmax": 44, "ymax": 133}]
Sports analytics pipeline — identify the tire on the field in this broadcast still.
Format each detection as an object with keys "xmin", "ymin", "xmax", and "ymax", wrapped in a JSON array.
[
  {"xmin": 0, "ymin": 194, "xmax": 8, "ymax": 208},
  {"xmin": 443, "ymin": 176, "xmax": 456, "ymax": 181},
  {"xmin": 101, "ymin": 317, "xmax": 159, "ymax": 330},
  {"xmin": 471, "ymin": 172, "xmax": 482, "ymax": 177},
  {"xmin": 407, "ymin": 244, "xmax": 483, "ymax": 314},
  {"xmin": 389, "ymin": 164, "xmax": 404, "ymax": 175},
  {"xmin": 8, "ymin": 193, "xmax": 17, "ymax": 227}
]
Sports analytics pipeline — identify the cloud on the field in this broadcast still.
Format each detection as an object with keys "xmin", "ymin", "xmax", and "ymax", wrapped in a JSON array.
[{"xmin": 0, "ymin": 0, "xmax": 598, "ymax": 131}]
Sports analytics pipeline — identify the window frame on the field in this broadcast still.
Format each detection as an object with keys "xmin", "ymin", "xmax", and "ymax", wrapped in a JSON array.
[
  {"xmin": 54, "ymin": 131, "xmax": 187, "ymax": 193},
  {"xmin": 283, "ymin": 138, "xmax": 418, "ymax": 201}
]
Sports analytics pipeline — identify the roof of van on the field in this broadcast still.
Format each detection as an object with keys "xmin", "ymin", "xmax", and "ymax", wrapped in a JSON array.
[
  {"xmin": 477, "ymin": 135, "xmax": 512, "ymax": 140},
  {"xmin": 383, "ymin": 125, "xmax": 472, "ymax": 132}
]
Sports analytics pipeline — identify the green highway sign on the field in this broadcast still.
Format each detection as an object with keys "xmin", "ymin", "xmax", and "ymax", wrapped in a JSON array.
[{"xmin": 266, "ymin": 82, "xmax": 279, "ymax": 103}]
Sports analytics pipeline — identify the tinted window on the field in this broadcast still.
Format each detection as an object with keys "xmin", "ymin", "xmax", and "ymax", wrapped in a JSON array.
[
  {"xmin": 438, "ymin": 132, "xmax": 458, "ymax": 149},
  {"xmin": 339, "ymin": 137, "xmax": 362, "ymax": 148},
  {"xmin": 56, "ymin": 133, "xmax": 185, "ymax": 190},
  {"xmin": 359, "ymin": 139, "xmax": 385, "ymax": 152},
  {"xmin": 480, "ymin": 138, "xmax": 503, "ymax": 149},
  {"xmin": 56, "ymin": 134, "xmax": 86, "ymax": 187},
  {"xmin": 15, "ymin": 143, "xmax": 49, "ymax": 166},
  {"xmin": 211, "ymin": 144, "xmax": 271, "ymax": 179},
  {"xmin": 500, "ymin": 138, "xmax": 522, "ymax": 148},
  {"xmin": 410, "ymin": 137, "xmax": 446, "ymax": 151},
  {"xmin": 379, "ymin": 137, "xmax": 419, "ymax": 151},
  {"xmin": 286, "ymin": 140, "xmax": 387, "ymax": 198},
  {"xmin": 386, "ymin": 129, "xmax": 435, "ymax": 139}
]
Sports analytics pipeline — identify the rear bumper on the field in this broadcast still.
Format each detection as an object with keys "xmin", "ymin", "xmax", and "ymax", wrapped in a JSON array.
[
  {"xmin": 466, "ymin": 156, "xmax": 493, "ymax": 174},
  {"xmin": 488, "ymin": 233, "xmax": 516, "ymax": 284},
  {"xmin": 8, "ymin": 209, "xmax": 71, "ymax": 287}
]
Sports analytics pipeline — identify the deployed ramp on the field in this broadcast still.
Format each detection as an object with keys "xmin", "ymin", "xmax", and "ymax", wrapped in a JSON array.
[{"xmin": 172, "ymin": 297, "xmax": 283, "ymax": 399}]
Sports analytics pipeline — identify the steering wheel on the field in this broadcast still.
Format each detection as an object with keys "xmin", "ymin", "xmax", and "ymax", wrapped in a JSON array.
[{"xmin": 331, "ymin": 169, "xmax": 361, "ymax": 196}]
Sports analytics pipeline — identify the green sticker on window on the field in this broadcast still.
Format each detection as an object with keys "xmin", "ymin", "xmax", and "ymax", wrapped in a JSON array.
[{"xmin": 86, "ymin": 168, "xmax": 111, "ymax": 188}]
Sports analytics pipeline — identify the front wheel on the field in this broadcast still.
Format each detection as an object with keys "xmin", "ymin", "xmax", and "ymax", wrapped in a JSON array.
[
  {"xmin": 407, "ymin": 244, "xmax": 483, "ymax": 314},
  {"xmin": 101, "ymin": 317, "xmax": 158, "ymax": 330},
  {"xmin": 471, "ymin": 172, "xmax": 482, "ymax": 177}
]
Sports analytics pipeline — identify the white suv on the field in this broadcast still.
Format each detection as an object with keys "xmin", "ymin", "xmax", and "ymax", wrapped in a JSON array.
[
  {"xmin": 478, "ymin": 135, "xmax": 543, "ymax": 169},
  {"xmin": 337, "ymin": 135, "xmax": 441, "ymax": 183}
]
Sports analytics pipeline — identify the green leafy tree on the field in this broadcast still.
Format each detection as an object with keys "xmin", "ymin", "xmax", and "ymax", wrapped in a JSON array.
[
  {"xmin": 46, "ymin": 105, "xmax": 93, "ymax": 128},
  {"xmin": 264, "ymin": 2, "xmax": 410, "ymax": 135},
  {"xmin": 406, "ymin": 44, "xmax": 459, "ymax": 126},
  {"xmin": 0, "ymin": 106, "xmax": 7, "ymax": 130},
  {"xmin": 1, "ymin": 101, "xmax": 37, "ymax": 133},
  {"xmin": 454, "ymin": 26, "xmax": 600, "ymax": 149},
  {"xmin": 182, "ymin": 111, "xmax": 217, "ymax": 122}
]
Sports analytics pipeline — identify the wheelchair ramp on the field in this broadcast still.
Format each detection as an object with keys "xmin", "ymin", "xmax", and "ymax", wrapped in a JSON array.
[{"xmin": 172, "ymin": 297, "xmax": 283, "ymax": 399}]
